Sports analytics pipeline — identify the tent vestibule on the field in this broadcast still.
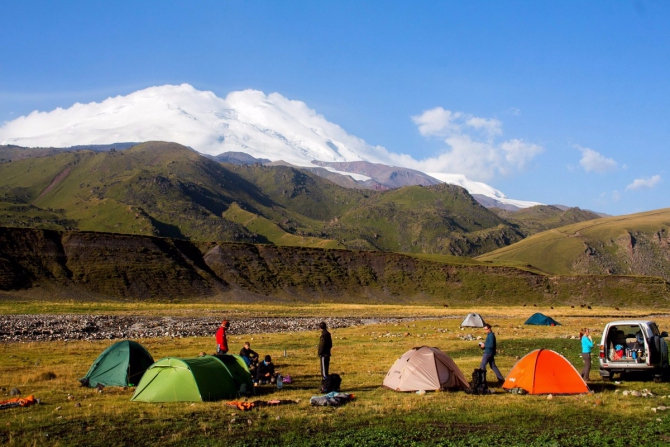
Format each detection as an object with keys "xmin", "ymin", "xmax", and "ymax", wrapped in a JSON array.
[{"xmin": 80, "ymin": 340, "xmax": 154, "ymax": 388}]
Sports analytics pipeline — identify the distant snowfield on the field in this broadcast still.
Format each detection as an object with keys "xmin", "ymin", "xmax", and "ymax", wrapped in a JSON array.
[
  {"xmin": 323, "ymin": 168, "xmax": 372, "ymax": 182},
  {"xmin": 0, "ymin": 84, "xmax": 374, "ymax": 167},
  {"xmin": 428, "ymin": 173, "xmax": 542, "ymax": 208},
  {"xmin": 0, "ymin": 83, "xmax": 542, "ymax": 208}
]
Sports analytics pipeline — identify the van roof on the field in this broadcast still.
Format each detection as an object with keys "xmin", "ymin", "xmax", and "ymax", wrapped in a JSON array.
[{"xmin": 605, "ymin": 320, "xmax": 655, "ymax": 326}]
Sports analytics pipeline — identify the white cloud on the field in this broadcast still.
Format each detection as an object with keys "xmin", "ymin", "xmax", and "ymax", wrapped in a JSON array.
[
  {"xmin": 576, "ymin": 145, "xmax": 618, "ymax": 173},
  {"xmin": 409, "ymin": 107, "xmax": 543, "ymax": 180},
  {"xmin": 465, "ymin": 116, "xmax": 502, "ymax": 138},
  {"xmin": 411, "ymin": 107, "xmax": 462, "ymax": 137},
  {"xmin": 501, "ymin": 139, "xmax": 543, "ymax": 171},
  {"xmin": 626, "ymin": 175, "xmax": 661, "ymax": 191}
]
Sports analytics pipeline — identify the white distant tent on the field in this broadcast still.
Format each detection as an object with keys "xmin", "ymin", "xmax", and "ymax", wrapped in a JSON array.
[
  {"xmin": 382, "ymin": 346, "xmax": 469, "ymax": 392},
  {"xmin": 460, "ymin": 313, "xmax": 486, "ymax": 328}
]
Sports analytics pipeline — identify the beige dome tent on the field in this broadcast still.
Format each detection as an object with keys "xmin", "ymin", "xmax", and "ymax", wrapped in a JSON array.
[
  {"xmin": 382, "ymin": 346, "xmax": 470, "ymax": 392},
  {"xmin": 460, "ymin": 313, "xmax": 486, "ymax": 328}
]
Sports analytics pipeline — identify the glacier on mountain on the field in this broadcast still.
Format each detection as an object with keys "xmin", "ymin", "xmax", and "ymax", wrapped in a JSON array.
[{"xmin": 0, "ymin": 83, "xmax": 542, "ymax": 208}]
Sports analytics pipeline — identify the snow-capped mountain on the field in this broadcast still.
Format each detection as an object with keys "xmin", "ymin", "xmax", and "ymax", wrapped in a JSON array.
[
  {"xmin": 428, "ymin": 173, "xmax": 542, "ymax": 209},
  {"xmin": 0, "ymin": 84, "xmax": 376, "ymax": 167},
  {"xmin": 0, "ymin": 83, "xmax": 542, "ymax": 208}
]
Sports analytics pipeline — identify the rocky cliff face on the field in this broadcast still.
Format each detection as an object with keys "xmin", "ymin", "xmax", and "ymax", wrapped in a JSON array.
[
  {"xmin": 572, "ymin": 230, "xmax": 670, "ymax": 281},
  {"xmin": 1, "ymin": 227, "xmax": 668, "ymax": 306}
]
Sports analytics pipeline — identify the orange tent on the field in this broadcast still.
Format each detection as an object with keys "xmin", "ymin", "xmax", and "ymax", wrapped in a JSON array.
[{"xmin": 502, "ymin": 349, "xmax": 589, "ymax": 395}]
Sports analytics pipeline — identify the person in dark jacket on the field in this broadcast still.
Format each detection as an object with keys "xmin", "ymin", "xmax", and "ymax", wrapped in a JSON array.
[
  {"xmin": 479, "ymin": 323, "xmax": 505, "ymax": 385},
  {"xmin": 255, "ymin": 355, "xmax": 276, "ymax": 384},
  {"xmin": 239, "ymin": 341, "xmax": 259, "ymax": 373},
  {"xmin": 318, "ymin": 321, "xmax": 332, "ymax": 379}
]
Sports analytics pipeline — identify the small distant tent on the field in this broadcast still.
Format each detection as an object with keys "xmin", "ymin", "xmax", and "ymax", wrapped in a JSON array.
[
  {"xmin": 502, "ymin": 349, "xmax": 588, "ymax": 395},
  {"xmin": 131, "ymin": 355, "xmax": 254, "ymax": 402},
  {"xmin": 460, "ymin": 313, "xmax": 486, "ymax": 328},
  {"xmin": 382, "ymin": 346, "xmax": 469, "ymax": 392},
  {"xmin": 524, "ymin": 313, "xmax": 561, "ymax": 326},
  {"xmin": 80, "ymin": 340, "xmax": 154, "ymax": 388}
]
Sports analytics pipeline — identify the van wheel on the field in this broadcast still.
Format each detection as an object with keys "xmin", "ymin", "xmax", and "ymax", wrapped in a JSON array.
[{"xmin": 653, "ymin": 375, "xmax": 663, "ymax": 383}]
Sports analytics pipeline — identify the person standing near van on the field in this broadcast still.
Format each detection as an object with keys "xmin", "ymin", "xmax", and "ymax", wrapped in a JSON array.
[
  {"xmin": 318, "ymin": 321, "xmax": 332, "ymax": 379},
  {"xmin": 480, "ymin": 324, "xmax": 505, "ymax": 385},
  {"xmin": 580, "ymin": 328, "xmax": 594, "ymax": 381}
]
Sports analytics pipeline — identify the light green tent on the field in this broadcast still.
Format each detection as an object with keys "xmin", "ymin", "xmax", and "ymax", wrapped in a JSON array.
[
  {"xmin": 80, "ymin": 340, "xmax": 154, "ymax": 388},
  {"xmin": 130, "ymin": 355, "xmax": 254, "ymax": 402}
]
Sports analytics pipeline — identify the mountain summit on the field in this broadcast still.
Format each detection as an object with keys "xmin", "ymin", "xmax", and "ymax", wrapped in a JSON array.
[
  {"xmin": 0, "ymin": 84, "xmax": 540, "ymax": 208},
  {"xmin": 0, "ymin": 84, "xmax": 376, "ymax": 166}
]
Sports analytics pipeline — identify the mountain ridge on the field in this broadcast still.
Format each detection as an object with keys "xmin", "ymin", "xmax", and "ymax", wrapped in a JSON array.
[
  {"xmin": 1, "ymin": 226, "xmax": 668, "ymax": 307},
  {"xmin": 0, "ymin": 84, "xmax": 543, "ymax": 210},
  {"xmin": 0, "ymin": 141, "xmax": 533, "ymax": 256}
]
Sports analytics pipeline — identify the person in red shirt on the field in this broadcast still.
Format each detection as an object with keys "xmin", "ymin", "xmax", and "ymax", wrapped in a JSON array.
[{"xmin": 215, "ymin": 320, "xmax": 230, "ymax": 354}]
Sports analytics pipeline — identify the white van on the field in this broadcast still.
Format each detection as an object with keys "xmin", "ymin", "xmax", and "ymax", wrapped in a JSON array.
[{"xmin": 599, "ymin": 320, "xmax": 669, "ymax": 382}]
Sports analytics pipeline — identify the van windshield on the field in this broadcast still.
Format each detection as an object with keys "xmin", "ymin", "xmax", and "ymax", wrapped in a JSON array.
[{"xmin": 649, "ymin": 323, "xmax": 660, "ymax": 336}]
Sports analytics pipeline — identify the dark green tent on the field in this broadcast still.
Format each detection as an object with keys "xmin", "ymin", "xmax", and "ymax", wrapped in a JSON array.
[
  {"xmin": 130, "ymin": 355, "xmax": 254, "ymax": 402},
  {"xmin": 80, "ymin": 340, "xmax": 154, "ymax": 387},
  {"xmin": 524, "ymin": 313, "xmax": 561, "ymax": 326}
]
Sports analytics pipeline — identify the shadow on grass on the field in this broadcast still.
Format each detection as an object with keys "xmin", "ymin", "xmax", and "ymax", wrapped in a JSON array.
[
  {"xmin": 341, "ymin": 385, "xmax": 380, "ymax": 392},
  {"xmin": 250, "ymin": 385, "xmax": 284, "ymax": 396},
  {"xmin": 588, "ymin": 383, "xmax": 618, "ymax": 393}
]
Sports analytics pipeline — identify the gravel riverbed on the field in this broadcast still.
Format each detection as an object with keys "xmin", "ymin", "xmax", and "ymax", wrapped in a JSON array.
[{"xmin": 0, "ymin": 315, "xmax": 420, "ymax": 342}]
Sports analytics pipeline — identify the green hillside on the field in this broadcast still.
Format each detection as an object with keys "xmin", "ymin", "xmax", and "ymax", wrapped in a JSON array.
[
  {"xmin": 491, "ymin": 205, "xmax": 603, "ymax": 236},
  {"xmin": 477, "ymin": 208, "xmax": 670, "ymax": 280},
  {"xmin": 325, "ymin": 183, "xmax": 524, "ymax": 255},
  {"xmin": 1, "ymin": 226, "xmax": 668, "ymax": 307},
  {"xmin": 0, "ymin": 142, "xmax": 532, "ymax": 256},
  {"xmin": 222, "ymin": 202, "xmax": 344, "ymax": 249}
]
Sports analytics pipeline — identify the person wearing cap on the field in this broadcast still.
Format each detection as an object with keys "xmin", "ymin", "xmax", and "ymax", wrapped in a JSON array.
[
  {"xmin": 215, "ymin": 320, "xmax": 230, "ymax": 354},
  {"xmin": 318, "ymin": 321, "xmax": 332, "ymax": 379},
  {"xmin": 255, "ymin": 355, "xmax": 276, "ymax": 384}
]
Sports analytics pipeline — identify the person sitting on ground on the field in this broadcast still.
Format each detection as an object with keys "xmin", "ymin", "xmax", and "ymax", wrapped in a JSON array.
[
  {"xmin": 239, "ymin": 342, "xmax": 259, "ymax": 372},
  {"xmin": 255, "ymin": 355, "xmax": 277, "ymax": 384}
]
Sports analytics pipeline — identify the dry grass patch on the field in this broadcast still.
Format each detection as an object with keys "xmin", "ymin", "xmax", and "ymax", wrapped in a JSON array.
[
  {"xmin": 1, "ymin": 307, "xmax": 670, "ymax": 446},
  {"xmin": 27, "ymin": 371, "xmax": 57, "ymax": 383}
]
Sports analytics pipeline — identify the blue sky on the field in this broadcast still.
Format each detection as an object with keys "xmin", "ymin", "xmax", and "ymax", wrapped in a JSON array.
[{"xmin": 1, "ymin": 0, "xmax": 668, "ymax": 216}]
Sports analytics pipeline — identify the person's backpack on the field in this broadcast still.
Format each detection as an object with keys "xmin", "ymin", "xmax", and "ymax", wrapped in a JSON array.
[
  {"xmin": 320, "ymin": 374, "xmax": 342, "ymax": 393},
  {"xmin": 467, "ymin": 368, "xmax": 489, "ymax": 395}
]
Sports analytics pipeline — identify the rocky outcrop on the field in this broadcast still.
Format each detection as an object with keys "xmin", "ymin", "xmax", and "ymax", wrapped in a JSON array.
[
  {"xmin": 1, "ymin": 227, "xmax": 668, "ymax": 305},
  {"xmin": 572, "ymin": 229, "xmax": 670, "ymax": 281}
]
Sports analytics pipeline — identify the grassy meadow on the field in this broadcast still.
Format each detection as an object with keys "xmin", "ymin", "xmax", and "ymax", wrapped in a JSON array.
[{"xmin": 1, "ymin": 304, "xmax": 670, "ymax": 446}]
